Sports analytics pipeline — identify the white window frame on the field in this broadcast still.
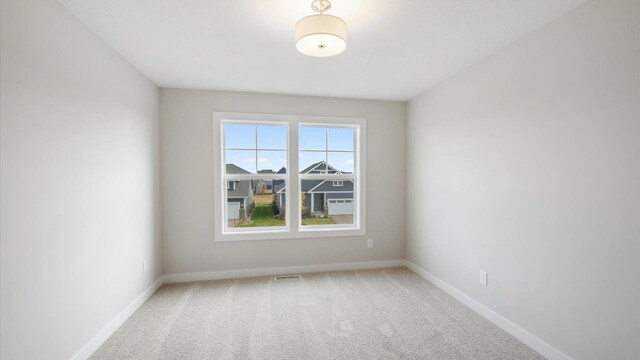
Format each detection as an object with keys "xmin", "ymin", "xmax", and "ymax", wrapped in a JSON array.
[
  {"xmin": 213, "ymin": 112, "xmax": 366, "ymax": 242},
  {"xmin": 332, "ymin": 180, "xmax": 343, "ymax": 187}
]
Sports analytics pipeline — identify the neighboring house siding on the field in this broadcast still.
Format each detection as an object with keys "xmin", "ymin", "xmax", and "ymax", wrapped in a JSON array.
[
  {"xmin": 325, "ymin": 192, "xmax": 353, "ymax": 200},
  {"xmin": 227, "ymin": 180, "xmax": 252, "ymax": 198},
  {"xmin": 273, "ymin": 179, "xmax": 287, "ymax": 214}
]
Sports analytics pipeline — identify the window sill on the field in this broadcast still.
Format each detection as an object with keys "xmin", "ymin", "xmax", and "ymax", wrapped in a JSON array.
[{"xmin": 216, "ymin": 227, "xmax": 366, "ymax": 242}]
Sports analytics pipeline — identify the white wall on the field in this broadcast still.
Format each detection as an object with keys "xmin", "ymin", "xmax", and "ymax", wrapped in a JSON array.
[
  {"xmin": 0, "ymin": 0, "xmax": 161, "ymax": 359},
  {"xmin": 406, "ymin": 0, "xmax": 639, "ymax": 359},
  {"xmin": 161, "ymin": 89, "xmax": 405, "ymax": 274}
]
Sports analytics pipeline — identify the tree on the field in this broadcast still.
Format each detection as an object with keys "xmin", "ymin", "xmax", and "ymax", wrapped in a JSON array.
[{"xmin": 301, "ymin": 193, "xmax": 308, "ymax": 214}]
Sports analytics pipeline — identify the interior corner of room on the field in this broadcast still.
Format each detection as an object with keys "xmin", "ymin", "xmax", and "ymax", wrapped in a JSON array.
[{"xmin": 1, "ymin": 0, "xmax": 639, "ymax": 359}]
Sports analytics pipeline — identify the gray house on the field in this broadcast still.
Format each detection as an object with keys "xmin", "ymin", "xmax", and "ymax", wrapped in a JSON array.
[
  {"xmin": 226, "ymin": 164, "xmax": 254, "ymax": 220},
  {"xmin": 274, "ymin": 161, "xmax": 354, "ymax": 216},
  {"xmin": 272, "ymin": 166, "xmax": 287, "ymax": 213}
]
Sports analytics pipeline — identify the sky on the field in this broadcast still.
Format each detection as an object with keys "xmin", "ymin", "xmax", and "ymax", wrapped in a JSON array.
[{"xmin": 224, "ymin": 124, "xmax": 354, "ymax": 174}]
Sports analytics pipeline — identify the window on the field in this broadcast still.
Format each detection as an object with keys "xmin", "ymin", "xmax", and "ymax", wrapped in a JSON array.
[
  {"xmin": 214, "ymin": 112, "xmax": 365, "ymax": 241},
  {"xmin": 299, "ymin": 126, "xmax": 356, "ymax": 229},
  {"xmin": 222, "ymin": 122, "xmax": 288, "ymax": 232}
]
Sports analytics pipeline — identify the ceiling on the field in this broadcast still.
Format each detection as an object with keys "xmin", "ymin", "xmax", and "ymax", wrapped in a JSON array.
[{"xmin": 58, "ymin": 0, "xmax": 587, "ymax": 101}]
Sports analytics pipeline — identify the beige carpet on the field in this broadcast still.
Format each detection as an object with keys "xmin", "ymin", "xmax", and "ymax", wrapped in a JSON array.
[{"xmin": 90, "ymin": 267, "xmax": 544, "ymax": 359}]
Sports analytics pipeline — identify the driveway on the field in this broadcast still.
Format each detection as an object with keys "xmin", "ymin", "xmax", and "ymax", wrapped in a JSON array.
[{"xmin": 331, "ymin": 215, "xmax": 353, "ymax": 224}]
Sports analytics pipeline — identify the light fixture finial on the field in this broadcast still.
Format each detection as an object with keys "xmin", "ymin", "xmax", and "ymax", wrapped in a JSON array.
[{"xmin": 311, "ymin": 0, "xmax": 331, "ymax": 14}]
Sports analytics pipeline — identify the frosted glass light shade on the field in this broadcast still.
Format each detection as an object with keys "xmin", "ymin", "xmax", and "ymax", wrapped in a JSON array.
[{"xmin": 295, "ymin": 14, "xmax": 347, "ymax": 57}]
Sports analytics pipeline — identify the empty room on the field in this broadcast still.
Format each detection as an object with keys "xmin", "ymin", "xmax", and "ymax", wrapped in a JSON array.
[{"xmin": 1, "ymin": 0, "xmax": 638, "ymax": 359}]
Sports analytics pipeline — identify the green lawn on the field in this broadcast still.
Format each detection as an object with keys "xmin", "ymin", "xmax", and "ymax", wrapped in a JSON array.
[
  {"xmin": 239, "ymin": 204, "xmax": 337, "ymax": 227},
  {"xmin": 240, "ymin": 204, "xmax": 285, "ymax": 227},
  {"xmin": 301, "ymin": 217, "xmax": 336, "ymax": 225}
]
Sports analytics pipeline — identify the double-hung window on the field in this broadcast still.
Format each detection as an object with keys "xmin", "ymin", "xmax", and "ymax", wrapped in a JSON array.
[{"xmin": 214, "ymin": 112, "xmax": 365, "ymax": 241}]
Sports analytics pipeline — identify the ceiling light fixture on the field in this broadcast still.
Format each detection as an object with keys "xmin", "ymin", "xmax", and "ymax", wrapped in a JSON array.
[{"xmin": 295, "ymin": 0, "xmax": 347, "ymax": 57}]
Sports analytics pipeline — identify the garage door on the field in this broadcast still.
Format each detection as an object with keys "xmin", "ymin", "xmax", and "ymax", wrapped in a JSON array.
[
  {"xmin": 328, "ymin": 199, "xmax": 353, "ymax": 215},
  {"xmin": 228, "ymin": 202, "xmax": 241, "ymax": 220}
]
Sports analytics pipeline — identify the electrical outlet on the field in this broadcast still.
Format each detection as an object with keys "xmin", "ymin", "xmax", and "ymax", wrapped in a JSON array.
[
  {"xmin": 480, "ymin": 270, "xmax": 488, "ymax": 286},
  {"xmin": 143, "ymin": 260, "xmax": 148, "ymax": 273},
  {"xmin": 367, "ymin": 239, "xmax": 373, "ymax": 249}
]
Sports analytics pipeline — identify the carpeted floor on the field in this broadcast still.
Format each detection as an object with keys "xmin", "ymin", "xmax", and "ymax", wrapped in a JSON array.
[{"xmin": 90, "ymin": 267, "xmax": 544, "ymax": 359}]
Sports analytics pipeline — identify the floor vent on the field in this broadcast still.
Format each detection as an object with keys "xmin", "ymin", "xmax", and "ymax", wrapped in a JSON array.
[{"xmin": 274, "ymin": 275, "xmax": 301, "ymax": 280}]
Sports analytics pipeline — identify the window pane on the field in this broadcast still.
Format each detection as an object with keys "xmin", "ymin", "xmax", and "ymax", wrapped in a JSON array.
[
  {"xmin": 227, "ymin": 178, "xmax": 286, "ymax": 228},
  {"xmin": 257, "ymin": 150, "xmax": 287, "ymax": 174},
  {"xmin": 300, "ymin": 178, "xmax": 355, "ymax": 227},
  {"xmin": 224, "ymin": 124, "xmax": 255, "ymax": 149},
  {"xmin": 328, "ymin": 151, "xmax": 354, "ymax": 173},
  {"xmin": 225, "ymin": 150, "xmax": 256, "ymax": 174},
  {"xmin": 327, "ymin": 128, "xmax": 354, "ymax": 151},
  {"xmin": 299, "ymin": 151, "xmax": 326, "ymax": 174},
  {"xmin": 257, "ymin": 125, "xmax": 286, "ymax": 150},
  {"xmin": 299, "ymin": 126, "xmax": 326, "ymax": 150}
]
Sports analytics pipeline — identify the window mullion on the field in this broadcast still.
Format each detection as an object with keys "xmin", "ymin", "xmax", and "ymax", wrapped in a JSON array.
[
  {"xmin": 325, "ymin": 128, "xmax": 328, "ymax": 175},
  {"xmin": 225, "ymin": 174, "xmax": 288, "ymax": 181},
  {"xmin": 290, "ymin": 120, "xmax": 299, "ymax": 233}
]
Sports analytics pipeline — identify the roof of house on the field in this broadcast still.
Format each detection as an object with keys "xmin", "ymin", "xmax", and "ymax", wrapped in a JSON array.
[
  {"xmin": 300, "ymin": 161, "xmax": 339, "ymax": 174},
  {"xmin": 273, "ymin": 161, "xmax": 354, "ymax": 194},
  {"xmin": 306, "ymin": 179, "xmax": 354, "ymax": 193},
  {"xmin": 226, "ymin": 163, "xmax": 251, "ymax": 174}
]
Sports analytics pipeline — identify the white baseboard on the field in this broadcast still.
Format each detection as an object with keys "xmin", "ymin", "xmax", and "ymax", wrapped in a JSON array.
[
  {"xmin": 403, "ymin": 260, "xmax": 573, "ymax": 360},
  {"xmin": 72, "ymin": 259, "xmax": 405, "ymax": 359},
  {"xmin": 70, "ymin": 277, "xmax": 164, "ymax": 360},
  {"xmin": 162, "ymin": 259, "xmax": 406, "ymax": 283},
  {"xmin": 72, "ymin": 260, "xmax": 571, "ymax": 360}
]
